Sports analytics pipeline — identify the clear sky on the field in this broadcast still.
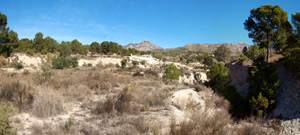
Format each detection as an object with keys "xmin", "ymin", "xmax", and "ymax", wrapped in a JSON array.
[{"xmin": 1, "ymin": 0, "xmax": 299, "ymax": 48}]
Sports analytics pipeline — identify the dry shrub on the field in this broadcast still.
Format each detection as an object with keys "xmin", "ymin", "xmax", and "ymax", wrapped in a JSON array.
[
  {"xmin": 238, "ymin": 122, "xmax": 262, "ymax": 135},
  {"xmin": 31, "ymin": 122, "xmax": 74, "ymax": 135},
  {"xmin": 115, "ymin": 88, "xmax": 139, "ymax": 114},
  {"xmin": 62, "ymin": 85, "xmax": 93, "ymax": 102},
  {"xmin": 32, "ymin": 89, "xmax": 64, "ymax": 118},
  {"xmin": 116, "ymin": 75, "xmax": 132, "ymax": 85},
  {"xmin": 170, "ymin": 108, "xmax": 233, "ymax": 135},
  {"xmin": 81, "ymin": 125, "xmax": 100, "ymax": 135},
  {"xmin": 144, "ymin": 69, "xmax": 159, "ymax": 77},
  {"xmin": 128, "ymin": 116, "xmax": 150, "ymax": 134},
  {"xmin": 94, "ymin": 96, "xmax": 114, "ymax": 114},
  {"xmin": 94, "ymin": 88, "xmax": 140, "ymax": 115},
  {"xmin": 0, "ymin": 81, "xmax": 34, "ymax": 111},
  {"xmin": 0, "ymin": 55, "xmax": 7, "ymax": 67}
]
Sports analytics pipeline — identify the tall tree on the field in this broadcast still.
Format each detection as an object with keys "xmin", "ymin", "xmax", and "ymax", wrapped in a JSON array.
[
  {"xmin": 0, "ymin": 12, "xmax": 10, "ymax": 57},
  {"xmin": 90, "ymin": 41, "xmax": 101, "ymax": 54},
  {"xmin": 286, "ymin": 13, "xmax": 300, "ymax": 50},
  {"xmin": 247, "ymin": 55, "xmax": 280, "ymax": 115},
  {"xmin": 43, "ymin": 36, "xmax": 58, "ymax": 54},
  {"xmin": 101, "ymin": 41, "xmax": 109, "ymax": 54},
  {"xmin": 70, "ymin": 39, "xmax": 82, "ymax": 54},
  {"xmin": 17, "ymin": 38, "xmax": 34, "ymax": 55},
  {"xmin": 7, "ymin": 30, "xmax": 19, "ymax": 53},
  {"xmin": 59, "ymin": 41, "xmax": 72, "ymax": 57},
  {"xmin": 33, "ymin": 32, "xmax": 44, "ymax": 52},
  {"xmin": 244, "ymin": 5, "xmax": 289, "ymax": 63}
]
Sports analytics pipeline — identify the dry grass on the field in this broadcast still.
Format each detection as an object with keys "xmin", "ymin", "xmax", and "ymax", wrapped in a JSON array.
[
  {"xmin": 0, "ymin": 81, "xmax": 34, "ymax": 111},
  {"xmin": 31, "ymin": 88, "xmax": 64, "ymax": 118},
  {"xmin": 94, "ymin": 96, "xmax": 115, "ymax": 114}
]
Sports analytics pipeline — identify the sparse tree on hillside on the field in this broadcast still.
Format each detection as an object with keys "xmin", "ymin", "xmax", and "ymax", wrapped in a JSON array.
[
  {"xmin": 33, "ymin": 32, "xmax": 44, "ymax": 52},
  {"xmin": 59, "ymin": 41, "xmax": 72, "ymax": 57},
  {"xmin": 16, "ymin": 38, "xmax": 34, "ymax": 55},
  {"xmin": 247, "ymin": 55, "xmax": 280, "ymax": 115},
  {"xmin": 0, "ymin": 12, "xmax": 18, "ymax": 57},
  {"xmin": 43, "ymin": 36, "xmax": 58, "ymax": 54},
  {"xmin": 213, "ymin": 45, "xmax": 232, "ymax": 62},
  {"xmin": 101, "ymin": 41, "xmax": 109, "ymax": 54},
  {"xmin": 203, "ymin": 55, "xmax": 214, "ymax": 66},
  {"xmin": 163, "ymin": 63, "xmax": 180, "ymax": 80},
  {"xmin": 90, "ymin": 41, "xmax": 102, "ymax": 54},
  {"xmin": 70, "ymin": 39, "xmax": 82, "ymax": 54},
  {"xmin": 244, "ymin": 5, "xmax": 289, "ymax": 63}
]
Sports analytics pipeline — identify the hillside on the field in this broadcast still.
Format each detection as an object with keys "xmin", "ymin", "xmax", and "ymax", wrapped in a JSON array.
[
  {"xmin": 183, "ymin": 42, "xmax": 250, "ymax": 54},
  {"xmin": 124, "ymin": 40, "xmax": 163, "ymax": 51}
]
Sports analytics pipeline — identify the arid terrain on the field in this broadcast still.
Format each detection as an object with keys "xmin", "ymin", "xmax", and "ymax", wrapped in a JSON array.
[{"xmin": 0, "ymin": 53, "xmax": 287, "ymax": 135}]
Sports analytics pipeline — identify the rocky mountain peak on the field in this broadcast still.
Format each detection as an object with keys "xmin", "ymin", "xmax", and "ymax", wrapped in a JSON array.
[{"xmin": 124, "ymin": 40, "xmax": 163, "ymax": 51}]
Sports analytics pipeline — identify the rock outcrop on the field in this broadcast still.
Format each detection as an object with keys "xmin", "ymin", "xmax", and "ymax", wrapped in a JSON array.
[
  {"xmin": 226, "ymin": 62, "xmax": 250, "ymax": 95},
  {"xmin": 273, "ymin": 64, "xmax": 300, "ymax": 120}
]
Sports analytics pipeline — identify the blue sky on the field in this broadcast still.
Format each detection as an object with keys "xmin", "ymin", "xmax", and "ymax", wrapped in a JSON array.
[{"xmin": 1, "ymin": 0, "xmax": 299, "ymax": 48}]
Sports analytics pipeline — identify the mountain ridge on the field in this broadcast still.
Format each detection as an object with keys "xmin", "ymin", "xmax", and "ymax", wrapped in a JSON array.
[
  {"xmin": 124, "ymin": 40, "xmax": 249, "ymax": 54},
  {"xmin": 123, "ymin": 40, "xmax": 163, "ymax": 51}
]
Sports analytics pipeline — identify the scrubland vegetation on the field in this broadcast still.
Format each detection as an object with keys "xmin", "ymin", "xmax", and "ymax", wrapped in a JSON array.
[{"xmin": 0, "ymin": 3, "xmax": 299, "ymax": 135}]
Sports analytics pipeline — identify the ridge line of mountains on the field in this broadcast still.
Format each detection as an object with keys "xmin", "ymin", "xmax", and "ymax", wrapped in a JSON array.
[{"xmin": 123, "ymin": 40, "xmax": 250, "ymax": 54}]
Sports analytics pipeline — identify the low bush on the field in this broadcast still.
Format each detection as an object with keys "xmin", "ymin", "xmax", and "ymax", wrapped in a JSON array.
[
  {"xmin": 94, "ymin": 88, "xmax": 139, "ymax": 115},
  {"xmin": 132, "ymin": 61, "xmax": 139, "ymax": 67},
  {"xmin": 163, "ymin": 63, "xmax": 180, "ymax": 80},
  {"xmin": 33, "ymin": 62, "xmax": 53, "ymax": 84},
  {"xmin": 10, "ymin": 59, "xmax": 24, "ymax": 70},
  {"xmin": 94, "ymin": 97, "xmax": 114, "ymax": 114},
  {"xmin": 51, "ymin": 56, "xmax": 78, "ymax": 69},
  {"xmin": 121, "ymin": 59, "xmax": 127, "ymax": 68},
  {"xmin": 0, "ymin": 81, "xmax": 33, "ymax": 111},
  {"xmin": 0, "ymin": 102, "xmax": 17, "ymax": 135},
  {"xmin": 32, "ymin": 89, "xmax": 64, "ymax": 118}
]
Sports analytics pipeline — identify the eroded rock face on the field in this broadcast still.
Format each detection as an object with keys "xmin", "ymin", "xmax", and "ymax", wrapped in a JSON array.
[
  {"xmin": 179, "ymin": 72, "xmax": 208, "ymax": 85},
  {"xmin": 226, "ymin": 62, "xmax": 250, "ymax": 95},
  {"xmin": 7, "ymin": 53, "xmax": 45, "ymax": 68},
  {"xmin": 273, "ymin": 64, "xmax": 300, "ymax": 120}
]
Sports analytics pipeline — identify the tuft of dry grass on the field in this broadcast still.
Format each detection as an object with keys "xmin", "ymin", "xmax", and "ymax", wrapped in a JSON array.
[
  {"xmin": 0, "ymin": 81, "xmax": 34, "ymax": 111},
  {"xmin": 115, "ymin": 88, "xmax": 140, "ymax": 115},
  {"xmin": 94, "ymin": 88, "xmax": 140, "ymax": 116},
  {"xmin": 31, "ymin": 88, "xmax": 64, "ymax": 118},
  {"xmin": 94, "ymin": 96, "xmax": 114, "ymax": 114}
]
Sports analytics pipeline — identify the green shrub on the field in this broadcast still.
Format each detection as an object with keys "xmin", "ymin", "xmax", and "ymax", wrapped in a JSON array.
[
  {"xmin": 0, "ymin": 102, "xmax": 17, "ymax": 135},
  {"xmin": 51, "ymin": 57, "xmax": 65, "ymax": 69},
  {"xmin": 141, "ymin": 60, "xmax": 146, "ymax": 65},
  {"xmin": 247, "ymin": 55, "xmax": 280, "ymax": 115},
  {"xmin": 132, "ymin": 61, "xmax": 139, "ymax": 67},
  {"xmin": 163, "ymin": 63, "xmax": 180, "ymax": 80},
  {"xmin": 33, "ymin": 63, "xmax": 53, "ymax": 84},
  {"xmin": 51, "ymin": 56, "xmax": 78, "ymax": 69},
  {"xmin": 207, "ymin": 63, "xmax": 250, "ymax": 117},
  {"xmin": 283, "ymin": 48, "xmax": 300, "ymax": 79},
  {"xmin": 10, "ymin": 59, "xmax": 24, "ymax": 70},
  {"xmin": 121, "ymin": 59, "xmax": 127, "ymax": 68},
  {"xmin": 203, "ymin": 55, "xmax": 213, "ymax": 66},
  {"xmin": 65, "ymin": 118, "xmax": 72, "ymax": 132}
]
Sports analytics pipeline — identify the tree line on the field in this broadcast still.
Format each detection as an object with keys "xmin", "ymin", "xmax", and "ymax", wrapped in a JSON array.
[
  {"xmin": 0, "ymin": 12, "xmax": 150, "ymax": 57},
  {"xmin": 206, "ymin": 5, "xmax": 300, "ymax": 117}
]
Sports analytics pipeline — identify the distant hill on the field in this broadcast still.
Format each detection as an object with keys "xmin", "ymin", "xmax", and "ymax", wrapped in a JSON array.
[
  {"xmin": 183, "ymin": 42, "xmax": 250, "ymax": 54},
  {"xmin": 124, "ymin": 40, "xmax": 163, "ymax": 51}
]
